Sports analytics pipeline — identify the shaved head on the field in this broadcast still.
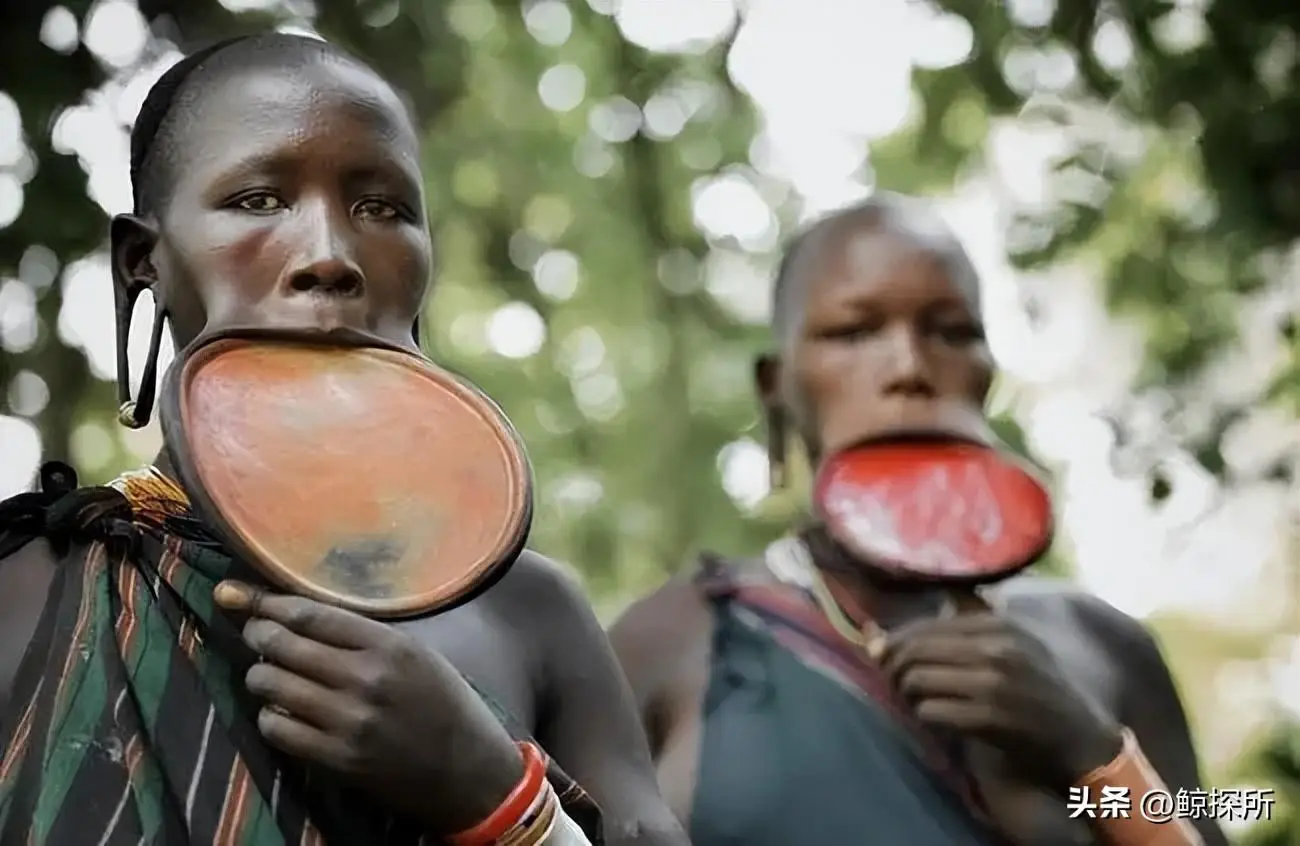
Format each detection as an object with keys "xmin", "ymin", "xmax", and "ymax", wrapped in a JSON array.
[
  {"xmin": 131, "ymin": 33, "xmax": 411, "ymax": 218},
  {"xmin": 770, "ymin": 193, "xmax": 981, "ymax": 345}
]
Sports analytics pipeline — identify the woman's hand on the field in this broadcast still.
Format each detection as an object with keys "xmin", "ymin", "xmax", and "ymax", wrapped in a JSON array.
[
  {"xmin": 213, "ymin": 580, "xmax": 523, "ymax": 834},
  {"xmin": 881, "ymin": 611, "xmax": 1123, "ymax": 790}
]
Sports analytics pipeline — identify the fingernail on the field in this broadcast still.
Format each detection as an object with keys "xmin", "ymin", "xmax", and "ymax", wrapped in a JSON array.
[{"xmin": 214, "ymin": 581, "xmax": 250, "ymax": 609}]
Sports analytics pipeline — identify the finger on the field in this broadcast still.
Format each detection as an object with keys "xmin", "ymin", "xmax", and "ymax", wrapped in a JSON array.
[
  {"xmin": 245, "ymin": 661, "xmax": 357, "ymax": 729},
  {"xmin": 911, "ymin": 697, "xmax": 991, "ymax": 734},
  {"xmin": 214, "ymin": 580, "xmax": 263, "ymax": 613},
  {"xmin": 878, "ymin": 613, "xmax": 998, "ymax": 665},
  {"xmin": 212, "ymin": 580, "xmax": 259, "ymax": 628},
  {"xmin": 896, "ymin": 666, "xmax": 997, "ymax": 704},
  {"xmin": 882, "ymin": 611, "xmax": 1003, "ymax": 654},
  {"xmin": 242, "ymin": 618, "xmax": 354, "ymax": 685},
  {"xmin": 216, "ymin": 580, "xmax": 387, "ymax": 648},
  {"xmin": 881, "ymin": 634, "xmax": 993, "ymax": 682},
  {"xmin": 257, "ymin": 707, "xmax": 358, "ymax": 773}
]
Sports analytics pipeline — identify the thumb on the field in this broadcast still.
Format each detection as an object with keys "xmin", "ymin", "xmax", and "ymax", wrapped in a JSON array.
[{"xmin": 213, "ymin": 580, "xmax": 262, "ymax": 613}]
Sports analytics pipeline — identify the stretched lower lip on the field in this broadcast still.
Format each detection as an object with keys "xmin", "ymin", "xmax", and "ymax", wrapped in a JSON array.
[
  {"xmin": 824, "ymin": 411, "xmax": 991, "ymax": 456},
  {"xmin": 182, "ymin": 326, "xmax": 415, "ymax": 363},
  {"xmin": 852, "ymin": 427, "xmax": 980, "ymax": 443}
]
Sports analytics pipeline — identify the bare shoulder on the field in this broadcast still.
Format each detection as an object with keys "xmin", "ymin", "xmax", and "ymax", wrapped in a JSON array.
[
  {"xmin": 471, "ymin": 549, "xmax": 620, "ymax": 678},
  {"xmin": 606, "ymin": 570, "xmax": 716, "ymax": 756},
  {"xmin": 996, "ymin": 574, "xmax": 1156, "ymax": 656},
  {"xmin": 610, "ymin": 574, "xmax": 712, "ymax": 653},
  {"xmin": 995, "ymin": 573, "xmax": 1175, "ymax": 715},
  {"xmin": 609, "ymin": 573, "xmax": 712, "ymax": 682},
  {"xmin": 476, "ymin": 549, "xmax": 592, "ymax": 623},
  {"xmin": 403, "ymin": 552, "xmax": 611, "ymax": 730},
  {"xmin": 420, "ymin": 550, "xmax": 592, "ymax": 674},
  {"xmin": 489, "ymin": 550, "xmax": 711, "ymax": 652}
]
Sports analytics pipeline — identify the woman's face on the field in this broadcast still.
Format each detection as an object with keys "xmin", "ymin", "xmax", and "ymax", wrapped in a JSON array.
[
  {"xmin": 763, "ymin": 221, "xmax": 993, "ymax": 463},
  {"xmin": 119, "ymin": 56, "xmax": 432, "ymax": 355}
]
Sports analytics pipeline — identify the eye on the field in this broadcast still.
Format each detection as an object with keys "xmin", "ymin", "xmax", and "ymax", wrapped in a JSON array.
[
  {"xmin": 815, "ymin": 316, "xmax": 886, "ymax": 342},
  {"xmin": 818, "ymin": 325, "xmax": 872, "ymax": 342},
  {"xmin": 933, "ymin": 322, "xmax": 985, "ymax": 345},
  {"xmin": 231, "ymin": 190, "xmax": 287, "ymax": 214},
  {"xmin": 354, "ymin": 197, "xmax": 402, "ymax": 221}
]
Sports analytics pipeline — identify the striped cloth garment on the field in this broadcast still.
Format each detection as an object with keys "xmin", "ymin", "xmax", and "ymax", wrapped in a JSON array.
[{"xmin": 0, "ymin": 465, "xmax": 602, "ymax": 846}]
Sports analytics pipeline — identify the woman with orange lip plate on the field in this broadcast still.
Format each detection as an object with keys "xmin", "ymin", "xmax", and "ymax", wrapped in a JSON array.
[{"xmin": 0, "ymin": 33, "xmax": 684, "ymax": 846}]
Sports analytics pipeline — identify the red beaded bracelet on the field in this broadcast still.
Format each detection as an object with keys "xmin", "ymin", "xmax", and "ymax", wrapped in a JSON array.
[{"xmin": 448, "ymin": 741, "xmax": 549, "ymax": 846}]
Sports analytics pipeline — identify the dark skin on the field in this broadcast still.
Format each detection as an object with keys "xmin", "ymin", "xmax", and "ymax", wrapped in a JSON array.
[
  {"xmin": 0, "ymin": 48, "xmax": 684, "ymax": 845},
  {"xmin": 610, "ymin": 213, "xmax": 1227, "ymax": 846}
]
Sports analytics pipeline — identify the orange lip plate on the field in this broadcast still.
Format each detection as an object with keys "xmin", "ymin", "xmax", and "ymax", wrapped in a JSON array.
[{"xmin": 170, "ymin": 340, "xmax": 532, "ymax": 618}]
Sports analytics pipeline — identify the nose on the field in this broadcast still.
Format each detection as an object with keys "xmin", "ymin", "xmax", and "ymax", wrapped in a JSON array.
[
  {"xmin": 286, "ymin": 257, "xmax": 365, "ymax": 298},
  {"xmin": 282, "ymin": 205, "xmax": 365, "ymax": 298},
  {"xmin": 881, "ymin": 326, "xmax": 936, "ymax": 398}
]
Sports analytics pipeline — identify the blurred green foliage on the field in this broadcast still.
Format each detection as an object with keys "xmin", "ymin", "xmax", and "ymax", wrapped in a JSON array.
[
  {"xmin": 879, "ymin": 0, "xmax": 1298, "ymax": 493},
  {"xmin": 1228, "ymin": 722, "xmax": 1300, "ymax": 844}
]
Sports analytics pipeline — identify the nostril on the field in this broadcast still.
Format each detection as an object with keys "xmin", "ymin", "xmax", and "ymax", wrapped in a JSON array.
[
  {"xmin": 335, "ymin": 274, "xmax": 363, "ymax": 297},
  {"xmin": 289, "ymin": 273, "xmax": 320, "ymax": 293},
  {"xmin": 286, "ymin": 270, "xmax": 364, "ymax": 297},
  {"xmin": 885, "ymin": 375, "xmax": 938, "ymax": 398}
]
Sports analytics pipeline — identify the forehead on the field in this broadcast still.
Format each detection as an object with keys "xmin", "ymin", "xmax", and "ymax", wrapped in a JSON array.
[
  {"xmin": 172, "ymin": 59, "xmax": 421, "ymax": 192},
  {"xmin": 796, "ymin": 222, "xmax": 980, "ymax": 313}
]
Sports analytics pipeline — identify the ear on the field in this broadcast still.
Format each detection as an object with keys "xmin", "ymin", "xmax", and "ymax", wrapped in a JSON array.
[
  {"xmin": 110, "ymin": 214, "xmax": 159, "ymax": 294},
  {"xmin": 754, "ymin": 353, "xmax": 782, "ymax": 411},
  {"xmin": 109, "ymin": 214, "xmax": 166, "ymax": 429},
  {"xmin": 973, "ymin": 347, "xmax": 996, "ymax": 407},
  {"xmin": 755, "ymin": 352, "xmax": 790, "ymax": 488}
]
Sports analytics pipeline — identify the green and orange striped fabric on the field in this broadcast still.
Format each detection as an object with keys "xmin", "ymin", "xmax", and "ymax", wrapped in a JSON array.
[{"xmin": 0, "ymin": 466, "xmax": 602, "ymax": 845}]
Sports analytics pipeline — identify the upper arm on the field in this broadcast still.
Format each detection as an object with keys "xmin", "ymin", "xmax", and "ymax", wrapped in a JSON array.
[
  {"xmin": 0, "ymin": 538, "xmax": 59, "ymax": 713},
  {"xmin": 607, "ymin": 578, "xmax": 709, "ymax": 755},
  {"xmin": 1077, "ymin": 596, "xmax": 1229, "ymax": 846},
  {"xmin": 507, "ymin": 554, "xmax": 688, "ymax": 846}
]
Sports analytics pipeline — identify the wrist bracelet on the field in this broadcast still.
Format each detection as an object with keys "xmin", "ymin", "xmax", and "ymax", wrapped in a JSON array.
[
  {"xmin": 536, "ymin": 805, "xmax": 594, "ymax": 846},
  {"xmin": 498, "ymin": 780, "xmax": 559, "ymax": 846},
  {"xmin": 449, "ymin": 741, "xmax": 549, "ymax": 846},
  {"xmin": 1076, "ymin": 728, "xmax": 1205, "ymax": 846}
]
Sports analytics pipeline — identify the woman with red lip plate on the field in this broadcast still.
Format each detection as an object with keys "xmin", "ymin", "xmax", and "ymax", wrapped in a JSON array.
[
  {"xmin": 610, "ymin": 194, "xmax": 1226, "ymax": 846},
  {"xmin": 0, "ymin": 33, "xmax": 684, "ymax": 846}
]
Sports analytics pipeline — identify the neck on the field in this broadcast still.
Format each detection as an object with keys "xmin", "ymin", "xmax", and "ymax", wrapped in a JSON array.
[
  {"xmin": 802, "ymin": 527, "xmax": 950, "ymax": 628},
  {"xmin": 152, "ymin": 447, "xmax": 179, "ymax": 484}
]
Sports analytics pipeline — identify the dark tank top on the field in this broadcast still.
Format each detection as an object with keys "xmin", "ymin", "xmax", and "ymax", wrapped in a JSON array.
[{"xmin": 688, "ymin": 540, "xmax": 1002, "ymax": 846}]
